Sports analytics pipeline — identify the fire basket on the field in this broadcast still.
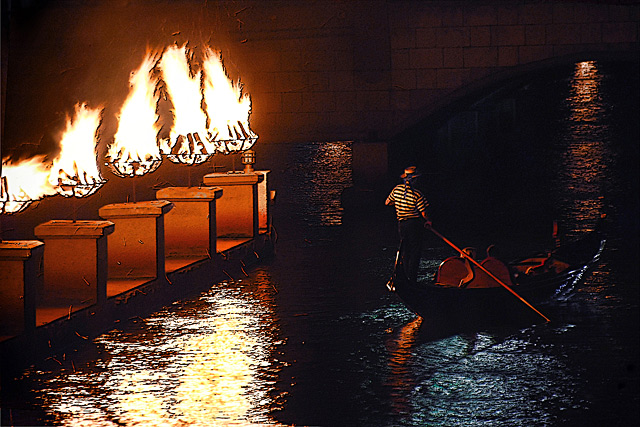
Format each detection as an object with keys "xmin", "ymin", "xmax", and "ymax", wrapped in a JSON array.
[
  {"xmin": 0, "ymin": 176, "xmax": 36, "ymax": 215},
  {"xmin": 161, "ymin": 132, "xmax": 214, "ymax": 165},
  {"xmin": 214, "ymin": 135, "xmax": 257, "ymax": 155},
  {"xmin": 55, "ymin": 176, "xmax": 106, "ymax": 198},
  {"xmin": 106, "ymin": 157, "xmax": 163, "ymax": 178}
]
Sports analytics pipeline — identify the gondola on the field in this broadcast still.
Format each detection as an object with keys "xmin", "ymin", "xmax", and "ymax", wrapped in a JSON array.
[{"xmin": 387, "ymin": 227, "xmax": 606, "ymax": 331}]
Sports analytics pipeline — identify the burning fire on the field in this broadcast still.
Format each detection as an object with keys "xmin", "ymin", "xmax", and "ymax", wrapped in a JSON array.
[
  {"xmin": 202, "ymin": 48, "xmax": 257, "ymax": 153},
  {"xmin": 159, "ymin": 44, "xmax": 213, "ymax": 164},
  {"xmin": 1, "ymin": 104, "xmax": 107, "ymax": 214},
  {"xmin": 49, "ymin": 103, "xmax": 107, "ymax": 197},
  {"xmin": 1, "ymin": 156, "xmax": 57, "ymax": 214},
  {"xmin": 2, "ymin": 43, "xmax": 258, "ymax": 216},
  {"xmin": 106, "ymin": 52, "xmax": 163, "ymax": 177},
  {"xmin": 158, "ymin": 45, "xmax": 258, "ymax": 163}
]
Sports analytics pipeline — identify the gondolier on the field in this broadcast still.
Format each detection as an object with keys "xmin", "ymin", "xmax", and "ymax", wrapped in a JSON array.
[{"xmin": 386, "ymin": 166, "xmax": 432, "ymax": 283}]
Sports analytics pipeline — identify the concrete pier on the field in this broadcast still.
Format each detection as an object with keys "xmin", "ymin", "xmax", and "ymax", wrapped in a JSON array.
[
  {"xmin": 0, "ymin": 240, "xmax": 44, "ymax": 337},
  {"xmin": 155, "ymin": 187, "xmax": 222, "ymax": 267},
  {"xmin": 1, "ymin": 178, "xmax": 275, "ymax": 378},
  {"xmin": 202, "ymin": 172, "xmax": 263, "ymax": 239},
  {"xmin": 99, "ymin": 201, "xmax": 173, "ymax": 295},
  {"xmin": 34, "ymin": 220, "xmax": 114, "ymax": 318}
]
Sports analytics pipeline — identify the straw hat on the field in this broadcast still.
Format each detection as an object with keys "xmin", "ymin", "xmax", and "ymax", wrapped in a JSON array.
[{"xmin": 400, "ymin": 166, "xmax": 421, "ymax": 179}]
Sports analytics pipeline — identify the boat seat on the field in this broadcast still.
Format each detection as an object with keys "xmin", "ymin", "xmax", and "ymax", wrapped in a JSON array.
[
  {"xmin": 435, "ymin": 257, "xmax": 474, "ymax": 287},
  {"xmin": 466, "ymin": 257, "xmax": 514, "ymax": 288}
]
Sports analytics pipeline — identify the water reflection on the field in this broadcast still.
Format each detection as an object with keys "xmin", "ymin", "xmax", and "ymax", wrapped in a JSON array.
[
  {"xmin": 569, "ymin": 61, "xmax": 604, "ymax": 122},
  {"xmin": 557, "ymin": 61, "xmax": 610, "ymax": 236},
  {"xmin": 384, "ymin": 325, "xmax": 585, "ymax": 427},
  {"xmin": 36, "ymin": 274, "xmax": 285, "ymax": 426},
  {"xmin": 385, "ymin": 316, "xmax": 423, "ymax": 414},
  {"xmin": 289, "ymin": 141, "xmax": 352, "ymax": 227}
]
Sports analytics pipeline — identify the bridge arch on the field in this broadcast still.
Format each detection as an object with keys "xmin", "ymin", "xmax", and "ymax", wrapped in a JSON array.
[
  {"xmin": 384, "ymin": 47, "xmax": 639, "ymax": 175},
  {"xmin": 392, "ymin": 48, "xmax": 639, "ymax": 142}
]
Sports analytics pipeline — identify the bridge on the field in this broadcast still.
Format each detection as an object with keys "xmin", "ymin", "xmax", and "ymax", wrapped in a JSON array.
[{"xmin": 237, "ymin": 0, "xmax": 639, "ymax": 144}]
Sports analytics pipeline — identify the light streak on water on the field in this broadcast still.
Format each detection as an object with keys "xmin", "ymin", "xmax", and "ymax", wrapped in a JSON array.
[
  {"xmin": 288, "ymin": 141, "xmax": 353, "ymax": 227},
  {"xmin": 557, "ymin": 60, "xmax": 611, "ymax": 237},
  {"xmin": 34, "ymin": 274, "xmax": 287, "ymax": 426}
]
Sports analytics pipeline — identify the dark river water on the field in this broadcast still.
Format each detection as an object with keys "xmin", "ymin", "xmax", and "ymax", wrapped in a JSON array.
[{"xmin": 3, "ymin": 60, "xmax": 639, "ymax": 426}]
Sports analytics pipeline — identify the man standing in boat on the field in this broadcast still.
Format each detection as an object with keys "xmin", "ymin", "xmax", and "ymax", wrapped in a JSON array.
[{"xmin": 386, "ymin": 166, "xmax": 432, "ymax": 283}]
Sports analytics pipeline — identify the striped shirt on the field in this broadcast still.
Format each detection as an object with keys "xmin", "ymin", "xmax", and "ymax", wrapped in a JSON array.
[{"xmin": 386, "ymin": 184, "xmax": 428, "ymax": 220}]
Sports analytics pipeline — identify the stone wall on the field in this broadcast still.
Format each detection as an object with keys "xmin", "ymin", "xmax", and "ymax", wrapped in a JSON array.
[
  {"xmin": 1, "ymin": 0, "xmax": 638, "ymax": 158},
  {"xmin": 387, "ymin": 1, "xmax": 639, "ymax": 135}
]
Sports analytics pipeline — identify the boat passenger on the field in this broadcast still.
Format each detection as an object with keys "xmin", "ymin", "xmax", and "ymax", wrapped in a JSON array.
[
  {"xmin": 525, "ymin": 252, "xmax": 570, "ymax": 275},
  {"xmin": 385, "ymin": 166, "xmax": 432, "ymax": 283}
]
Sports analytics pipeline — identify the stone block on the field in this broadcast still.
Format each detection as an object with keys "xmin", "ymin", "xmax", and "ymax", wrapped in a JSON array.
[
  {"xmin": 155, "ymin": 187, "xmax": 222, "ymax": 258},
  {"xmin": 470, "ymin": 26, "xmax": 491, "ymax": 47},
  {"xmin": 436, "ymin": 27, "xmax": 470, "ymax": 48},
  {"xmin": 497, "ymin": 5, "xmax": 520, "ymax": 26},
  {"xmin": 0, "ymin": 241, "xmax": 44, "ymax": 336},
  {"xmin": 282, "ymin": 92, "xmax": 303, "ymax": 113},
  {"xmin": 525, "ymin": 25, "xmax": 546, "ymax": 46},
  {"xmin": 519, "ymin": 45, "xmax": 554, "ymax": 64},
  {"xmin": 521, "ymin": 4, "xmax": 553, "ymax": 25},
  {"xmin": 437, "ymin": 68, "xmax": 471, "ymax": 90},
  {"xmin": 34, "ymin": 220, "xmax": 114, "ymax": 306},
  {"xmin": 465, "ymin": 5, "xmax": 498, "ymax": 27},
  {"xmin": 393, "ymin": 28, "xmax": 417, "ymax": 50},
  {"xmin": 416, "ymin": 69, "xmax": 438, "ymax": 90},
  {"xmin": 602, "ymin": 22, "xmax": 638, "ymax": 43},
  {"xmin": 416, "ymin": 28, "xmax": 436, "ymax": 48},
  {"xmin": 99, "ymin": 200, "xmax": 173, "ymax": 279},
  {"xmin": 302, "ymin": 92, "xmax": 336, "ymax": 113},
  {"xmin": 441, "ymin": 6, "xmax": 464, "ymax": 27},
  {"xmin": 546, "ymin": 24, "xmax": 582, "ymax": 45},
  {"xmin": 444, "ymin": 47, "xmax": 464, "ymax": 68},
  {"xmin": 356, "ymin": 90, "xmax": 390, "ymax": 112},
  {"xmin": 202, "ymin": 172, "xmax": 263, "ymax": 238},
  {"xmin": 498, "ymin": 46, "xmax": 519, "ymax": 67},
  {"xmin": 463, "ymin": 47, "xmax": 498, "ymax": 68},
  {"xmin": 409, "ymin": 48, "xmax": 443, "ymax": 69},
  {"xmin": 580, "ymin": 23, "xmax": 602, "ymax": 44},
  {"xmin": 493, "ymin": 25, "xmax": 526, "ymax": 46},
  {"xmin": 256, "ymin": 92, "xmax": 283, "ymax": 114}
]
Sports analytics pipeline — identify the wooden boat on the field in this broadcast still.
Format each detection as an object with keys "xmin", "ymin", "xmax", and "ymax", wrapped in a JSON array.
[{"xmin": 387, "ymin": 229, "xmax": 606, "ymax": 330}]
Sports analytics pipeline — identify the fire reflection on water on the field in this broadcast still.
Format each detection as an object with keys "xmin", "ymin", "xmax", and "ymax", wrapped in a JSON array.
[
  {"xmin": 557, "ymin": 61, "xmax": 610, "ymax": 236},
  {"xmin": 38, "ymin": 272, "xmax": 286, "ymax": 426},
  {"xmin": 297, "ymin": 141, "xmax": 353, "ymax": 227},
  {"xmin": 385, "ymin": 316, "xmax": 423, "ymax": 414}
]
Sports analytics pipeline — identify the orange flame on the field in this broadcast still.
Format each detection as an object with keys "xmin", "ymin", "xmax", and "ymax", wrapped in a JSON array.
[
  {"xmin": 158, "ymin": 44, "xmax": 213, "ymax": 164},
  {"xmin": 49, "ymin": 103, "xmax": 106, "ymax": 197},
  {"xmin": 1, "ymin": 156, "xmax": 57, "ymax": 214},
  {"xmin": 202, "ymin": 48, "xmax": 257, "ymax": 153},
  {"xmin": 106, "ymin": 52, "xmax": 163, "ymax": 177}
]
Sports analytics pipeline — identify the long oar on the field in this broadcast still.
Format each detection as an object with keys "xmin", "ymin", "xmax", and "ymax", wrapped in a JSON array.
[
  {"xmin": 427, "ymin": 225, "xmax": 550, "ymax": 323},
  {"xmin": 386, "ymin": 240, "xmax": 403, "ymax": 292}
]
